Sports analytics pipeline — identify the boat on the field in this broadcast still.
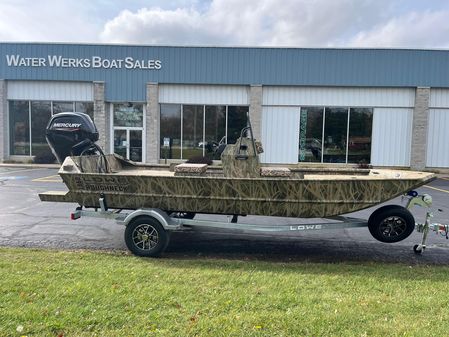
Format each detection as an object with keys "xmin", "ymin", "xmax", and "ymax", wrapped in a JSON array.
[
  {"xmin": 38, "ymin": 112, "xmax": 438, "ymax": 256},
  {"xmin": 39, "ymin": 113, "xmax": 435, "ymax": 219}
]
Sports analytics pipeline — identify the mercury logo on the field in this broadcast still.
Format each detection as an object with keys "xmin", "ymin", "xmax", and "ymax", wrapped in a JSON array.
[{"xmin": 53, "ymin": 123, "xmax": 81, "ymax": 128}]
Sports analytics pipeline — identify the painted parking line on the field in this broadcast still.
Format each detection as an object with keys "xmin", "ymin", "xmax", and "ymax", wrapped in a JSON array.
[
  {"xmin": 0, "ymin": 168, "xmax": 46, "ymax": 175},
  {"xmin": 423, "ymin": 185, "xmax": 449, "ymax": 194},
  {"xmin": 439, "ymin": 177, "xmax": 449, "ymax": 181},
  {"xmin": 32, "ymin": 174, "xmax": 62, "ymax": 182}
]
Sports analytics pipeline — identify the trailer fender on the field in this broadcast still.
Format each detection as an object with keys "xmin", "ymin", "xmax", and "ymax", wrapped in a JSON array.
[{"xmin": 120, "ymin": 209, "xmax": 180, "ymax": 231}]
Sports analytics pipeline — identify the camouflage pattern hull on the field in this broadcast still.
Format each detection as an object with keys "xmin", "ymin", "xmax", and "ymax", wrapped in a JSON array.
[{"xmin": 39, "ymin": 155, "xmax": 436, "ymax": 218}]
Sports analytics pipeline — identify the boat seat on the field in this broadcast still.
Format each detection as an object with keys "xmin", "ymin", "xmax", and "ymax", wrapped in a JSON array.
[
  {"xmin": 174, "ymin": 163, "xmax": 208, "ymax": 176},
  {"xmin": 260, "ymin": 167, "xmax": 292, "ymax": 177}
]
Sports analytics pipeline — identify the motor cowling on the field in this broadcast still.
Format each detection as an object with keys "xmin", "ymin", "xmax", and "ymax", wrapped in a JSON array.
[{"xmin": 46, "ymin": 112, "xmax": 99, "ymax": 163}]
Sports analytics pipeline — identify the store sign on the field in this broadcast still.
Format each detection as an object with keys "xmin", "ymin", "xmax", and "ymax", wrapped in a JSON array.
[{"xmin": 5, "ymin": 54, "xmax": 162, "ymax": 70}]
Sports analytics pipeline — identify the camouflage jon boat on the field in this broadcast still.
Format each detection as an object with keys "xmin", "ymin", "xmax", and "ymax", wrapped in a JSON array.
[
  {"xmin": 39, "ymin": 136, "xmax": 435, "ymax": 218},
  {"xmin": 38, "ymin": 112, "xmax": 438, "ymax": 256}
]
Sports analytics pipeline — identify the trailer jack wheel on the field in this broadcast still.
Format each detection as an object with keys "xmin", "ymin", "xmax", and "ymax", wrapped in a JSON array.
[
  {"xmin": 124, "ymin": 216, "xmax": 169, "ymax": 257},
  {"xmin": 413, "ymin": 244, "xmax": 425, "ymax": 255}
]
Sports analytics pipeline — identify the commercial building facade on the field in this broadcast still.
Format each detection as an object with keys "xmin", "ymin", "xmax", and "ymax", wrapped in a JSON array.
[{"xmin": 1, "ymin": 42, "xmax": 449, "ymax": 169}]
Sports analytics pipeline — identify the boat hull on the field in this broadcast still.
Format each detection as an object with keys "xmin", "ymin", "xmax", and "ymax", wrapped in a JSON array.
[{"xmin": 47, "ymin": 171, "xmax": 435, "ymax": 218}]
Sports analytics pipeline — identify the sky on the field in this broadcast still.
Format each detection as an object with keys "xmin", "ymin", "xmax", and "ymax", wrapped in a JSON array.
[{"xmin": 1, "ymin": 0, "xmax": 449, "ymax": 48}]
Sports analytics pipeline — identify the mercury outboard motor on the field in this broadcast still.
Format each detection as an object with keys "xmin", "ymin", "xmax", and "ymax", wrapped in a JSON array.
[{"xmin": 46, "ymin": 112, "xmax": 100, "ymax": 163}]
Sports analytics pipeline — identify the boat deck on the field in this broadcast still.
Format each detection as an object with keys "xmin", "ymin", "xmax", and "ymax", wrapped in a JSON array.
[{"xmin": 113, "ymin": 166, "xmax": 431, "ymax": 181}]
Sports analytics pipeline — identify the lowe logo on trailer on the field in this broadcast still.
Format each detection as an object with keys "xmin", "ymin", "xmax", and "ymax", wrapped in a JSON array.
[
  {"xmin": 290, "ymin": 225, "xmax": 323, "ymax": 231},
  {"xmin": 5, "ymin": 55, "xmax": 162, "ymax": 70}
]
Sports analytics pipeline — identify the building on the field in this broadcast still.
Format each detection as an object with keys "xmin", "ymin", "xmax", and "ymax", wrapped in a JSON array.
[{"xmin": 1, "ymin": 42, "xmax": 449, "ymax": 170}]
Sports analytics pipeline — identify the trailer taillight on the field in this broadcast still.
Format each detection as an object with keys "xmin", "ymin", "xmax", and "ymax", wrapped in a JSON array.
[{"xmin": 70, "ymin": 212, "xmax": 80, "ymax": 220}]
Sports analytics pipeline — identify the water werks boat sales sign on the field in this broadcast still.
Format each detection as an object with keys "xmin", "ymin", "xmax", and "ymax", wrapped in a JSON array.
[{"xmin": 5, "ymin": 54, "xmax": 162, "ymax": 70}]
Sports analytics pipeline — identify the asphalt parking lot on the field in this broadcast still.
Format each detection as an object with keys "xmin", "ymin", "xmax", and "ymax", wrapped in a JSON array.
[{"xmin": 1, "ymin": 166, "xmax": 449, "ymax": 264}]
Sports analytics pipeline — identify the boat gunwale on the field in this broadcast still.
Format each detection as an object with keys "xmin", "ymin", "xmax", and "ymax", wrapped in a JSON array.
[{"xmin": 58, "ymin": 170, "xmax": 436, "ymax": 183}]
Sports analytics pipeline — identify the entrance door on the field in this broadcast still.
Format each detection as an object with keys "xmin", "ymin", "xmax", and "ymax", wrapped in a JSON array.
[
  {"xmin": 112, "ymin": 103, "xmax": 145, "ymax": 162},
  {"xmin": 114, "ymin": 129, "xmax": 143, "ymax": 162}
]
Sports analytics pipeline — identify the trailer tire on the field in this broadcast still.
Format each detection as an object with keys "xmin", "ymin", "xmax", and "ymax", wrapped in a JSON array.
[
  {"xmin": 368, "ymin": 205, "xmax": 415, "ymax": 243},
  {"xmin": 124, "ymin": 216, "xmax": 168, "ymax": 257}
]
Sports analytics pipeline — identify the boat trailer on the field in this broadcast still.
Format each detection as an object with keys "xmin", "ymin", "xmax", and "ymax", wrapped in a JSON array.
[{"xmin": 68, "ymin": 192, "xmax": 448, "ymax": 257}]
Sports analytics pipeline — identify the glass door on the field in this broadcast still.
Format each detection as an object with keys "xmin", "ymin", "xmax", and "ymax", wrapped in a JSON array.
[
  {"xmin": 114, "ymin": 129, "xmax": 143, "ymax": 162},
  {"xmin": 112, "ymin": 103, "xmax": 145, "ymax": 162}
]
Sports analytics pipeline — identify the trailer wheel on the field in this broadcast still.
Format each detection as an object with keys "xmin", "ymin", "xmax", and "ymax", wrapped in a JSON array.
[
  {"xmin": 124, "ymin": 216, "xmax": 168, "ymax": 257},
  {"xmin": 368, "ymin": 205, "xmax": 415, "ymax": 243}
]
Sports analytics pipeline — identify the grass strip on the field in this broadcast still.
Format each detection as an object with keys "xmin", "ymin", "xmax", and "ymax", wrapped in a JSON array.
[{"xmin": 1, "ymin": 247, "xmax": 449, "ymax": 337}]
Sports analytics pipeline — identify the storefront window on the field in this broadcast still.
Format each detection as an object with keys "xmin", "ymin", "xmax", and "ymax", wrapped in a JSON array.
[
  {"xmin": 160, "ymin": 104, "xmax": 182, "ymax": 159},
  {"xmin": 113, "ymin": 103, "xmax": 143, "ymax": 127},
  {"xmin": 31, "ymin": 101, "xmax": 52, "ymax": 155},
  {"xmin": 227, "ymin": 106, "xmax": 248, "ymax": 144},
  {"xmin": 160, "ymin": 104, "xmax": 248, "ymax": 160},
  {"xmin": 348, "ymin": 108, "xmax": 373, "ymax": 163},
  {"xmin": 75, "ymin": 102, "xmax": 94, "ymax": 121},
  {"xmin": 9, "ymin": 100, "xmax": 94, "ymax": 157},
  {"xmin": 299, "ymin": 107, "xmax": 324, "ymax": 162},
  {"xmin": 182, "ymin": 105, "xmax": 204, "ymax": 159},
  {"xmin": 323, "ymin": 108, "xmax": 348, "ymax": 163},
  {"xmin": 205, "ymin": 105, "xmax": 226, "ymax": 159},
  {"xmin": 9, "ymin": 101, "xmax": 30, "ymax": 155},
  {"xmin": 299, "ymin": 106, "xmax": 373, "ymax": 164},
  {"xmin": 53, "ymin": 101, "xmax": 74, "ymax": 114}
]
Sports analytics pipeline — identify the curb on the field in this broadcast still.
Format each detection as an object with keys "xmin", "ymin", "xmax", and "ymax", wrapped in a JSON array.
[{"xmin": 0, "ymin": 163, "xmax": 59, "ymax": 169}]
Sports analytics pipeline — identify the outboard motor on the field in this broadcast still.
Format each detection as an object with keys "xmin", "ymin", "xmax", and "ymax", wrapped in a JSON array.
[{"xmin": 46, "ymin": 112, "xmax": 99, "ymax": 163}]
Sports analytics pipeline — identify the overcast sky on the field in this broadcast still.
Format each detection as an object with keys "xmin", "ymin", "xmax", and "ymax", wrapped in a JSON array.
[{"xmin": 1, "ymin": 0, "xmax": 449, "ymax": 48}]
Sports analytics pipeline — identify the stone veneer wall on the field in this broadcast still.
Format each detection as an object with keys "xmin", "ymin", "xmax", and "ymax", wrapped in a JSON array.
[
  {"xmin": 249, "ymin": 85, "xmax": 262, "ymax": 142},
  {"xmin": 0, "ymin": 80, "xmax": 6, "ymax": 161},
  {"xmin": 146, "ymin": 83, "xmax": 160, "ymax": 163},
  {"xmin": 93, "ymin": 81, "xmax": 108, "ymax": 152},
  {"xmin": 410, "ymin": 87, "xmax": 430, "ymax": 170}
]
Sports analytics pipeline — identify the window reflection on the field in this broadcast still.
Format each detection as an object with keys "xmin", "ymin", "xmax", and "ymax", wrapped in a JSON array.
[
  {"xmin": 31, "ymin": 101, "xmax": 52, "ymax": 155},
  {"xmin": 160, "ymin": 104, "xmax": 182, "ymax": 159},
  {"xmin": 323, "ymin": 108, "xmax": 348, "ymax": 163},
  {"xmin": 205, "ymin": 105, "xmax": 226, "ymax": 159},
  {"xmin": 9, "ymin": 101, "xmax": 30, "ymax": 155},
  {"xmin": 227, "ymin": 106, "xmax": 248, "ymax": 144},
  {"xmin": 113, "ymin": 129, "xmax": 127, "ymax": 158},
  {"xmin": 75, "ymin": 102, "xmax": 94, "ymax": 121},
  {"xmin": 130, "ymin": 130, "xmax": 142, "ymax": 162},
  {"xmin": 53, "ymin": 101, "xmax": 74, "ymax": 114},
  {"xmin": 299, "ymin": 107, "xmax": 323, "ymax": 162},
  {"xmin": 8, "ymin": 100, "xmax": 94, "ymax": 157},
  {"xmin": 182, "ymin": 105, "xmax": 204, "ymax": 159},
  {"xmin": 299, "ymin": 106, "xmax": 373, "ymax": 164},
  {"xmin": 348, "ymin": 108, "xmax": 373, "ymax": 163},
  {"xmin": 113, "ymin": 103, "xmax": 143, "ymax": 127},
  {"xmin": 159, "ymin": 104, "xmax": 248, "ymax": 160}
]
